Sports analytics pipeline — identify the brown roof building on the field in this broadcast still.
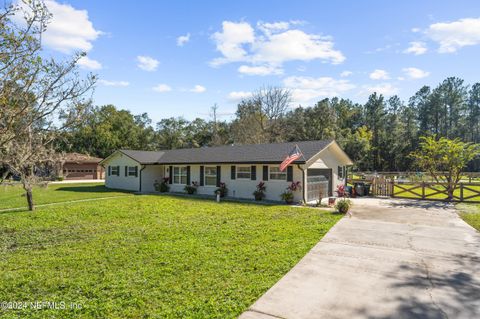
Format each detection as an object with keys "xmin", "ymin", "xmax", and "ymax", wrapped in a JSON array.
[{"xmin": 62, "ymin": 153, "xmax": 104, "ymax": 180}]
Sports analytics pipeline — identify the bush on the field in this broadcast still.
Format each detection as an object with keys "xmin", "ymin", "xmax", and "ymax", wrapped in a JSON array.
[
  {"xmin": 184, "ymin": 182, "xmax": 198, "ymax": 195},
  {"xmin": 253, "ymin": 181, "xmax": 266, "ymax": 201},
  {"xmin": 335, "ymin": 198, "xmax": 352, "ymax": 214},
  {"xmin": 280, "ymin": 191, "xmax": 294, "ymax": 204},
  {"xmin": 214, "ymin": 182, "xmax": 228, "ymax": 197},
  {"xmin": 154, "ymin": 177, "xmax": 170, "ymax": 193}
]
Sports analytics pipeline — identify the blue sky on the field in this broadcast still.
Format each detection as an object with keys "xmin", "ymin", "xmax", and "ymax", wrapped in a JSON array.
[{"xmin": 36, "ymin": 0, "xmax": 480, "ymax": 122}]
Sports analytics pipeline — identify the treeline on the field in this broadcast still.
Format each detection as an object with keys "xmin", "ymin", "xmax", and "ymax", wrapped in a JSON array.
[{"xmin": 60, "ymin": 77, "xmax": 480, "ymax": 171}]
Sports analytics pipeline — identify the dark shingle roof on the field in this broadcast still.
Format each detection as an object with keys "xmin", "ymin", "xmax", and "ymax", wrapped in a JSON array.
[
  {"xmin": 120, "ymin": 150, "xmax": 165, "ymax": 164},
  {"xmin": 118, "ymin": 140, "xmax": 333, "ymax": 165}
]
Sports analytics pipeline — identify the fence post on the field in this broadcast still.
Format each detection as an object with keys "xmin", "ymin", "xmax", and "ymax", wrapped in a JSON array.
[
  {"xmin": 422, "ymin": 182, "xmax": 425, "ymax": 200},
  {"xmin": 460, "ymin": 183, "xmax": 464, "ymax": 202},
  {"xmin": 391, "ymin": 180, "xmax": 395, "ymax": 198}
]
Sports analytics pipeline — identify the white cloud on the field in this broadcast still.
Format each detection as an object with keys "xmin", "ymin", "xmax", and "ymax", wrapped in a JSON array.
[
  {"xmin": 152, "ymin": 84, "xmax": 172, "ymax": 92},
  {"xmin": 190, "ymin": 85, "xmax": 206, "ymax": 93},
  {"xmin": 402, "ymin": 67, "xmax": 430, "ymax": 79},
  {"xmin": 16, "ymin": 0, "xmax": 101, "ymax": 53},
  {"xmin": 137, "ymin": 55, "xmax": 159, "ymax": 71},
  {"xmin": 238, "ymin": 65, "xmax": 283, "ymax": 76},
  {"xmin": 211, "ymin": 21, "xmax": 255, "ymax": 66},
  {"xmin": 340, "ymin": 71, "xmax": 352, "ymax": 77},
  {"xmin": 227, "ymin": 91, "xmax": 253, "ymax": 102},
  {"xmin": 283, "ymin": 76, "xmax": 355, "ymax": 104},
  {"xmin": 426, "ymin": 17, "xmax": 480, "ymax": 53},
  {"xmin": 403, "ymin": 41, "xmax": 428, "ymax": 55},
  {"xmin": 364, "ymin": 83, "xmax": 398, "ymax": 96},
  {"xmin": 369, "ymin": 69, "xmax": 390, "ymax": 80},
  {"xmin": 99, "ymin": 80, "xmax": 129, "ymax": 87},
  {"xmin": 211, "ymin": 20, "xmax": 345, "ymax": 72},
  {"xmin": 411, "ymin": 27, "xmax": 421, "ymax": 33},
  {"xmin": 177, "ymin": 33, "xmax": 190, "ymax": 46},
  {"xmin": 77, "ymin": 56, "xmax": 102, "ymax": 70}
]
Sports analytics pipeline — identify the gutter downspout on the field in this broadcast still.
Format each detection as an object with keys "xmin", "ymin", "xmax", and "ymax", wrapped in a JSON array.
[
  {"xmin": 139, "ymin": 165, "xmax": 146, "ymax": 192},
  {"xmin": 297, "ymin": 164, "xmax": 307, "ymax": 203}
]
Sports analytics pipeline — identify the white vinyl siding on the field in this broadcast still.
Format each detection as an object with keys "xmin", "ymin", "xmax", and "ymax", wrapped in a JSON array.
[
  {"xmin": 269, "ymin": 166, "xmax": 286, "ymax": 181},
  {"xmin": 173, "ymin": 166, "xmax": 188, "ymax": 184},
  {"xmin": 204, "ymin": 166, "xmax": 217, "ymax": 186},
  {"xmin": 236, "ymin": 166, "xmax": 251, "ymax": 179}
]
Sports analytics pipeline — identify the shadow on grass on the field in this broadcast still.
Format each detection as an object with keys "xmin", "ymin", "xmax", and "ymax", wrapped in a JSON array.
[{"xmin": 54, "ymin": 185, "xmax": 134, "ymax": 194}]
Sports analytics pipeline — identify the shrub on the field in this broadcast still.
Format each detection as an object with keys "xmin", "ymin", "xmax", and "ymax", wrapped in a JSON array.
[
  {"xmin": 335, "ymin": 198, "xmax": 352, "ymax": 214},
  {"xmin": 154, "ymin": 177, "xmax": 170, "ymax": 193},
  {"xmin": 214, "ymin": 182, "xmax": 228, "ymax": 197},
  {"xmin": 184, "ymin": 182, "xmax": 198, "ymax": 195},
  {"xmin": 280, "ymin": 191, "xmax": 294, "ymax": 204},
  {"xmin": 253, "ymin": 181, "xmax": 266, "ymax": 201}
]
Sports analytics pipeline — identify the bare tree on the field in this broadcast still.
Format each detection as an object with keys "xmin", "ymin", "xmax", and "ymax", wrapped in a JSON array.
[
  {"xmin": 233, "ymin": 86, "xmax": 291, "ymax": 144},
  {"xmin": 0, "ymin": 1, "xmax": 96, "ymax": 210}
]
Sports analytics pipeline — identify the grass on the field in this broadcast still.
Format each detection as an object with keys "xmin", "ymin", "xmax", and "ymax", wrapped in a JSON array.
[
  {"xmin": 457, "ymin": 203, "xmax": 480, "ymax": 231},
  {"xmin": 393, "ymin": 183, "xmax": 480, "ymax": 202},
  {"xmin": 0, "ymin": 183, "xmax": 132, "ymax": 210},
  {"xmin": 0, "ymin": 194, "xmax": 341, "ymax": 318}
]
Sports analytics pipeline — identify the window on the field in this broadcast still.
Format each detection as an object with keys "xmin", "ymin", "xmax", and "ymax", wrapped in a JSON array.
[
  {"xmin": 204, "ymin": 166, "xmax": 217, "ymax": 186},
  {"xmin": 236, "ymin": 166, "xmax": 251, "ymax": 179},
  {"xmin": 128, "ymin": 166, "xmax": 136, "ymax": 176},
  {"xmin": 269, "ymin": 166, "xmax": 287, "ymax": 181},
  {"xmin": 338, "ymin": 166, "xmax": 344, "ymax": 179},
  {"xmin": 111, "ymin": 166, "xmax": 119, "ymax": 176},
  {"xmin": 173, "ymin": 166, "xmax": 188, "ymax": 184}
]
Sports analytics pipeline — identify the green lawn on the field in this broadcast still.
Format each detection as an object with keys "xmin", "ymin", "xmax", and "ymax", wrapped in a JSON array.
[
  {"xmin": 0, "ymin": 183, "xmax": 132, "ymax": 210},
  {"xmin": 393, "ymin": 183, "xmax": 480, "ymax": 202},
  {"xmin": 457, "ymin": 203, "xmax": 480, "ymax": 231},
  {"xmin": 0, "ymin": 194, "xmax": 341, "ymax": 318}
]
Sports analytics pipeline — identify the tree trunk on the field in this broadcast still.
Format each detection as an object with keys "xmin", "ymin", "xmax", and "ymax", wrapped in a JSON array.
[{"xmin": 26, "ymin": 187, "xmax": 35, "ymax": 211}]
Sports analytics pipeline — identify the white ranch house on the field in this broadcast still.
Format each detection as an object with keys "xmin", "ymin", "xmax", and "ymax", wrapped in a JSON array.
[{"xmin": 101, "ymin": 140, "xmax": 353, "ymax": 203}]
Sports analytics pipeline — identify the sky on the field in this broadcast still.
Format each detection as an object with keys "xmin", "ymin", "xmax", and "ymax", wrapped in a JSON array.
[{"xmin": 29, "ymin": 0, "xmax": 480, "ymax": 122}]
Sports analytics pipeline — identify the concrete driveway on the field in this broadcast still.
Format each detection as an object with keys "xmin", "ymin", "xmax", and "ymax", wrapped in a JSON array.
[{"xmin": 240, "ymin": 198, "xmax": 480, "ymax": 319}]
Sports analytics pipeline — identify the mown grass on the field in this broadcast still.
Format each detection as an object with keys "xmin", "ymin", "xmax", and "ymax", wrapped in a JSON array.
[
  {"xmin": 456, "ymin": 203, "xmax": 480, "ymax": 231},
  {"xmin": 0, "ymin": 183, "xmax": 132, "ymax": 210},
  {"xmin": 393, "ymin": 183, "xmax": 480, "ymax": 202},
  {"xmin": 0, "ymin": 195, "xmax": 341, "ymax": 318}
]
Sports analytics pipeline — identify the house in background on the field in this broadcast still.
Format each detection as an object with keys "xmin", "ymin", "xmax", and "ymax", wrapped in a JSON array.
[
  {"xmin": 62, "ymin": 153, "xmax": 104, "ymax": 180},
  {"xmin": 100, "ymin": 140, "xmax": 353, "ymax": 203}
]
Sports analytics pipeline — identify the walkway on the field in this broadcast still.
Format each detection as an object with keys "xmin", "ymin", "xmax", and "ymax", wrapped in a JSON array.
[{"xmin": 240, "ymin": 198, "xmax": 480, "ymax": 319}]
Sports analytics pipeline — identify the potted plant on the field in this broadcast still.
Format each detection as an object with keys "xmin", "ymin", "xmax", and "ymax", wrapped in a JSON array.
[
  {"xmin": 336, "ymin": 184, "xmax": 346, "ymax": 197},
  {"xmin": 184, "ymin": 181, "xmax": 198, "ymax": 194},
  {"xmin": 154, "ymin": 177, "xmax": 170, "ymax": 192},
  {"xmin": 280, "ymin": 181, "xmax": 302, "ymax": 204},
  {"xmin": 335, "ymin": 198, "xmax": 352, "ymax": 214},
  {"xmin": 280, "ymin": 191, "xmax": 294, "ymax": 204},
  {"xmin": 214, "ymin": 182, "xmax": 228, "ymax": 198},
  {"xmin": 253, "ymin": 181, "xmax": 266, "ymax": 201}
]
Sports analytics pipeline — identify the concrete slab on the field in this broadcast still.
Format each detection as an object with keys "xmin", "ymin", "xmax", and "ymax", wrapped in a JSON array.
[{"xmin": 239, "ymin": 198, "xmax": 480, "ymax": 319}]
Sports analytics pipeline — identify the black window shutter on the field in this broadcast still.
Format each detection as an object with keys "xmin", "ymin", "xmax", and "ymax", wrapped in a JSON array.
[
  {"xmin": 287, "ymin": 166, "xmax": 293, "ymax": 182},
  {"xmin": 263, "ymin": 165, "xmax": 269, "ymax": 181},
  {"xmin": 251, "ymin": 166, "xmax": 256, "ymax": 180},
  {"xmin": 230, "ymin": 166, "xmax": 236, "ymax": 180},
  {"xmin": 125, "ymin": 166, "xmax": 128, "ymax": 177},
  {"xmin": 338, "ymin": 166, "xmax": 342, "ymax": 178},
  {"xmin": 169, "ymin": 166, "xmax": 173, "ymax": 184},
  {"xmin": 117, "ymin": 166, "xmax": 120, "ymax": 176},
  {"xmin": 135, "ymin": 166, "xmax": 138, "ymax": 177},
  {"xmin": 186, "ymin": 166, "xmax": 191, "ymax": 185},
  {"xmin": 199, "ymin": 166, "xmax": 204, "ymax": 186},
  {"xmin": 216, "ymin": 166, "xmax": 221, "ymax": 187},
  {"xmin": 108, "ymin": 166, "xmax": 111, "ymax": 176}
]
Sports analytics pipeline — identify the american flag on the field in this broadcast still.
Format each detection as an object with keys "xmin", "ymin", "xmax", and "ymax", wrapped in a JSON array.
[{"xmin": 280, "ymin": 145, "xmax": 303, "ymax": 172}]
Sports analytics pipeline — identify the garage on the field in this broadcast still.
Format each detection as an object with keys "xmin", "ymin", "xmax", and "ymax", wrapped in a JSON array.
[{"xmin": 306, "ymin": 168, "xmax": 332, "ymax": 202}]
